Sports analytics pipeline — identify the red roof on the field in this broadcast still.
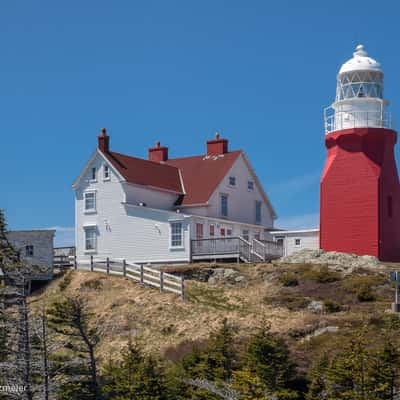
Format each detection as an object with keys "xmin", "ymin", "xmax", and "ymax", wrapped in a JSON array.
[
  {"xmin": 104, "ymin": 151, "xmax": 184, "ymax": 194},
  {"xmin": 103, "ymin": 149, "xmax": 242, "ymax": 205},
  {"xmin": 166, "ymin": 151, "xmax": 242, "ymax": 205}
]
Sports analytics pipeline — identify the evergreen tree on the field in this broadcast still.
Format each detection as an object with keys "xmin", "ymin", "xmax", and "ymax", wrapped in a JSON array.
[
  {"xmin": 102, "ymin": 340, "xmax": 168, "ymax": 400},
  {"xmin": 47, "ymin": 296, "xmax": 101, "ymax": 400},
  {"xmin": 325, "ymin": 333, "xmax": 375, "ymax": 400},
  {"xmin": 306, "ymin": 353, "xmax": 329, "ymax": 400},
  {"xmin": 369, "ymin": 340, "xmax": 400, "ymax": 400},
  {"xmin": 244, "ymin": 321, "xmax": 299, "ymax": 398}
]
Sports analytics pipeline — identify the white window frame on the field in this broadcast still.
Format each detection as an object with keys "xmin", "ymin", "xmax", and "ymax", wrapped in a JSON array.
[
  {"xmin": 84, "ymin": 227, "xmax": 97, "ymax": 252},
  {"xmin": 90, "ymin": 167, "xmax": 97, "ymax": 182},
  {"xmin": 84, "ymin": 191, "xmax": 97, "ymax": 213},
  {"xmin": 170, "ymin": 221, "xmax": 184, "ymax": 249},
  {"xmin": 255, "ymin": 200, "xmax": 262, "ymax": 225},
  {"xmin": 220, "ymin": 194, "xmax": 228, "ymax": 218},
  {"xmin": 228, "ymin": 176, "xmax": 236, "ymax": 187},
  {"xmin": 247, "ymin": 181, "xmax": 254, "ymax": 191},
  {"xmin": 294, "ymin": 238, "xmax": 301, "ymax": 246},
  {"xmin": 103, "ymin": 164, "xmax": 110, "ymax": 181}
]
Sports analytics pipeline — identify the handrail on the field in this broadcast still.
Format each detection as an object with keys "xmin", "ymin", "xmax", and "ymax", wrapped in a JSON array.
[{"xmin": 324, "ymin": 109, "xmax": 394, "ymax": 134}]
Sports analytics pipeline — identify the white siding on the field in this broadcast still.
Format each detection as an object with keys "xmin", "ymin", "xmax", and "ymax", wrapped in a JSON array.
[
  {"xmin": 272, "ymin": 230, "xmax": 320, "ymax": 256},
  {"xmin": 123, "ymin": 183, "xmax": 178, "ymax": 210},
  {"xmin": 182, "ymin": 154, "xmax": 274, "ymax": 228},
  {"xmin": 75, "ymin": 154, "xmax": 190, "ymax": 264}
]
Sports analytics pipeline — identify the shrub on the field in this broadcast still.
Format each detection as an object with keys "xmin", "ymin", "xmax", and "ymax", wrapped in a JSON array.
[
  {"xmin": 300, "ymin": 265, "xmax": 341, "ymax": 284},
  {"xmin": 356, "ymin": 284, "xmax": 376, "ymax": 302},
  {"xmin": 323, "ymin": 299, "xmax": 341, "ymax": 313},
  {"xmin": 279, "ymin": 273, "xmax": 299, "ymax": 287},
  {"xmin": 59, "ymin": 272, "xmax": 73, "ymax": 292},
  {"xmin": 81, "ymin": 277, "xmax": 103, "ymax": 290}
]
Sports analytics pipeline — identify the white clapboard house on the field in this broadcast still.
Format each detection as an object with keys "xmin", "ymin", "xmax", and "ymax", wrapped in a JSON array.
[{"xmin": 73, "ymin": 130, "xmax": 283, "ymax": 265}]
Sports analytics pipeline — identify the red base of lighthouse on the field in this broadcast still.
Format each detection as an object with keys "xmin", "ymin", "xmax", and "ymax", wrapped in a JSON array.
[{"xmin": 320, "ymin": 127, "xmax": 400, "ymax": 261}]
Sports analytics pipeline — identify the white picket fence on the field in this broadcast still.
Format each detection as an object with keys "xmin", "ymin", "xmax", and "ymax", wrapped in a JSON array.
[{"xmin": 68, "ymin": 256, "xmax": 185, "ymax": 300}]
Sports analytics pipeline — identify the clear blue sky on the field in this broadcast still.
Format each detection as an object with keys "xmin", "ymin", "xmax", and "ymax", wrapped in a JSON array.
[{"xmin": 1, "ymin": 0, "xmax": 399, "ymax": 246}]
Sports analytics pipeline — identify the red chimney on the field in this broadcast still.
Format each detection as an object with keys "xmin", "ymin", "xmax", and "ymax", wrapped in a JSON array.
[
  {"xmin": 149, "ymin": 141, "xmax": 168, "ymax": 162},
  {"xmin": 206, "ymin": 132, "xmax": 228, "ymax": 155},
  {"xmin": 98, "ymin": 128, "xmax": 110, "ymax": 153}
]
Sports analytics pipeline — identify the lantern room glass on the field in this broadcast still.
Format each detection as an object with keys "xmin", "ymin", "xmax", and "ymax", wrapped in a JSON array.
[{"xmin": 336, "ymin": 70, "xmax": 383, "ymax": 101}]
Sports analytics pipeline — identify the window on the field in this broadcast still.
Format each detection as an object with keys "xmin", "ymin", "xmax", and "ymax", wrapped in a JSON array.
[
  {"xmin": 170, "ymin": 222, "xmax": 183, "ymax": 247},
  {"xmin": 25, "ymin": 245, "xmax": 34, "ymax": 257},
  {"xmin": 196, "ymin": 223, "xmax": 204, "ymax": 240},
  {"xmin": 221, "ymin": 194, "xmax": 228, "ymax": 217},
  {"xmin": 255, "ymin": 201, "xmax": 262, "ymax": 224},
  {"xmin": 227, "ymin": 229, "xmax": 233, "ymax": 236},
  {"xmin": 247, "ymin": 181, "xmax": 254, "ymax": 191},
  {"xmin": 388, "ymin": 196, "xmax": 393, "ymax": 218},
  {"xmin": 104, "ymin": 165, "xmax": 110, "ymax": 180},
  {"xmin": 229, "ymin": 176, "xmax": 236, "ymax": 186},
  {"xmin": 91, "ymin": 167, "xmax": 96, "ymax": 181},
  {"xmin": 242, "ymin": 229, "xmax": 249, "ymax": 241},
  {"xmin": 85, "ymin": 228, "xmax": 97, "ymax": 251},
  {"xmin": 295, "ymin": 238, "xmax": 301, "ymax": 246},
  {"xmin": 209, "ymin": 224, "xmax": 215, "ymax": 237},
  {"xmin": 84, "ymin": 192, "xmax": 96, "ymax": 212}
]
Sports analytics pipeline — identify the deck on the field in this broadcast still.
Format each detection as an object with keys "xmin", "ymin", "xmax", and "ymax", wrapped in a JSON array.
[{"xmin": 191, "ymin": 237, "xmax": 283, "ymax": 263}]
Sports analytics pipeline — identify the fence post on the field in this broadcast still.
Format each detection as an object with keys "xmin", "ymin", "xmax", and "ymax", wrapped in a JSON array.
[
  {"xmin": 160, "ymin": 271, "xmax": 164, "ymax": 292},
  {"xmin": 123, "ymin": 260, "xmax": 126, "ymax": 277},
  {"xmin": 106, "ymin": 258, "xmax": 110, "ymax": 275},
  {"xmin": 90, "ymin": 255, "xmax": 94, "ymax": 272},
  {"xmin": 74, "ymin": 255, "xmax": 77, "ymax": 270},
  {"xmin": 180, "ymin": 277, "xmax": 185, "ymax": 301},
  {"xmin": 140, "ymin": 265, "xmax": 144, "ymax": 284}
]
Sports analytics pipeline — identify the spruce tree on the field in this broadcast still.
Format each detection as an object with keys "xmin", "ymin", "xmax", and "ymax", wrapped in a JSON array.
[
  {"xmin": 306, "ymin": 353, "xmax": 329, "ymax": 400},
  {"xmin": 244, "ymin": 321, "xmax": 298, "ymax": 398},
  {"xmin": 102, "ymin": 340, "xmax": 168, "ymax": 400},
  {"xmin": 47, "ymin": 296, "xmax": 101, "ymax": 400}
]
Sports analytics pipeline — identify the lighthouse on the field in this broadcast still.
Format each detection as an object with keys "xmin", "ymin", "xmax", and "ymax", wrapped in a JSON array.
[{"xmin": 320, "ymin": 45, "xmax": 400, "ymax": 261}]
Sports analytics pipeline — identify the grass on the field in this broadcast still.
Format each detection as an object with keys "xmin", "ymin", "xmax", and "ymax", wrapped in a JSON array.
[{"xmin": 27, "ymin": 261, "xmax": 397, "ymax": 368}]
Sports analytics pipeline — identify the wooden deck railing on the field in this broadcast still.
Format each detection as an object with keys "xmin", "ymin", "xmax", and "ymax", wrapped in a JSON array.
[
  {"xmin": 69, "ymin": 257, "xmax": 184, "ymax": 300},
  {"xmin": 191, "ymin": 236, "xmax": 283, "ymax": 262}
]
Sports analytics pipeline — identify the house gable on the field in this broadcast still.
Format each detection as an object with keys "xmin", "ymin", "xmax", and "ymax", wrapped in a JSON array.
[{"xmin": 202, "ymin": 153, "xmax": 276, "ymax": 227}]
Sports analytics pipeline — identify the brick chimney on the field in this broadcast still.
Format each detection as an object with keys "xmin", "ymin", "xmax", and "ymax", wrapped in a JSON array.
[
  {"xmin": 149, "ymin": 141, "xmax": 168, "ymax": 162},
  {"xmin": 206, "ymin": 132, "xmax": 228, "ymax": 155},
  {"xmin": 98, "ymin": 128, "xmax": 110, "ymax": 153}
]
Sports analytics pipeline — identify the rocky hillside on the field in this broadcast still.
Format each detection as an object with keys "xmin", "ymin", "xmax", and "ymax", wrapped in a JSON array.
[{"xmin": 30, "ymin": 258, "xmax": 398, "ymax": 370}]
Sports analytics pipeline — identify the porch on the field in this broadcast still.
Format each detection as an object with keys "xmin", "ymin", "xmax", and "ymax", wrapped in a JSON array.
[{"xmin": 191, "ymin": 237, "xmax": 283, "ymax": 263}]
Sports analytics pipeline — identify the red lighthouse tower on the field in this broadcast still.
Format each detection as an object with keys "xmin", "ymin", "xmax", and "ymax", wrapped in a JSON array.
[{"xmin": 320, "ymin": 45, "xmax": 400, "ymax": 261}]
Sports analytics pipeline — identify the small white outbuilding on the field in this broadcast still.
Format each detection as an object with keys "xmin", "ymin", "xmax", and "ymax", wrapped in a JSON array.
[{"xmin": 270, "ymin": 229, "xmax": 320, "ymax": 257}]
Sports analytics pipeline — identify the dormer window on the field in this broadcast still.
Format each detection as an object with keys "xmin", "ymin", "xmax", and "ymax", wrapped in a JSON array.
[
  {"xmin": 104, "ymin": 165, "xmax": 110, "ymax": 180},
  {"xmin": 91, "ymin": 167, "xmax": 96, "ymax": 181},
  {"xmin": 229, "ymin": 176, "xmax": 236, "ymax": 186}
]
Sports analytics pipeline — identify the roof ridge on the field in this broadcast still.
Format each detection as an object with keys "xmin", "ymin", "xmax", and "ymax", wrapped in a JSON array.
[
  {"xmin": 167, "ymin": 149, "xmax": 242, "ymax": 162},
  {"xmin": 109, "ymin": 151, "xmax": 180, "ymax": 171}
]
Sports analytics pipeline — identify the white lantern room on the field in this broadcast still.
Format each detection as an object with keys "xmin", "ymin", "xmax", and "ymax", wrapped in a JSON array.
[{"xmin": 324, "ymin": 45, "xmax": 393, "ymax": 133}]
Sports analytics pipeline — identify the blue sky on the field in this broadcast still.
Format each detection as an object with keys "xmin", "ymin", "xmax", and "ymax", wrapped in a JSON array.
[{"xmin": 1, "ymin": 0, "xmax": 399, "ymax": 246}]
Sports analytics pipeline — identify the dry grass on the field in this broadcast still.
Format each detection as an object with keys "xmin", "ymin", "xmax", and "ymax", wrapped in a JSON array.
[{"xmin": 29, "ymin": 262, "xmax": 396, "ymax": 365}]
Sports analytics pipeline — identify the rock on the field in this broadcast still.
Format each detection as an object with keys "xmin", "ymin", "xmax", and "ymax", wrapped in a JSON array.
[
  {"xmin": 302, "ymin": 326, "xmax": 339, "ymax": 342},
  {"xmin": 277, "ymin": 249, "xmax": 382, "ymax": 273},
  {"xmin": 307, "ymin": 300, "xmax": 324, "ymax": 313},
  {"xmin": 234, "ymin": 275, "xmax": 245, "ymax": 283}
]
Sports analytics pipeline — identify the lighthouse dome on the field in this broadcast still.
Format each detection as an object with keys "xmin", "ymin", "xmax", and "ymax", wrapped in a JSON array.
[{"xmin": 339, "ymin": 44, "xmax": 382, "ymax": 74}]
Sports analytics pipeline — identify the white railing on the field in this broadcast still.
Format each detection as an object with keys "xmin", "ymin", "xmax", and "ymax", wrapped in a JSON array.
[
  {"xmin": 72, "ymin": 257, "xmax": 185, "ymax": 300},
  {"xmin": 324, "ymin": 110, "xmax": 394, "ymax": 134}
]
